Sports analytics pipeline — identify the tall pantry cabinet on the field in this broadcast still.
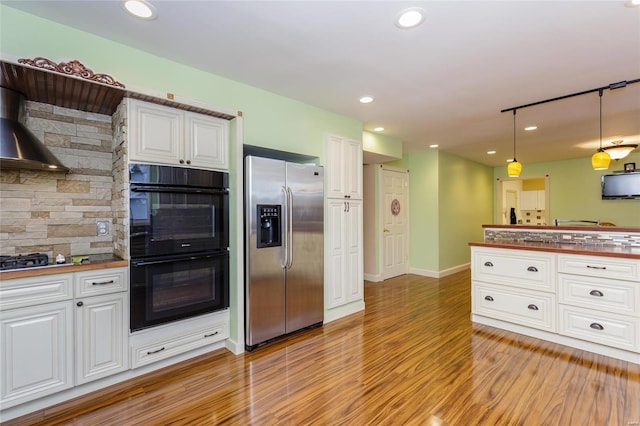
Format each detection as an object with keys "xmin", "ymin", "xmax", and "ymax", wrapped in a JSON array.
[{"xmin": 325, "ymin": 134, "xmax": 365, "ymax": 322}]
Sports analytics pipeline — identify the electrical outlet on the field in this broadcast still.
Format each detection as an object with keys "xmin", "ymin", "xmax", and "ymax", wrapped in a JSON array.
[{"xmin": 97, "ymin": 221, "xmax": 110, "ymax": 236}]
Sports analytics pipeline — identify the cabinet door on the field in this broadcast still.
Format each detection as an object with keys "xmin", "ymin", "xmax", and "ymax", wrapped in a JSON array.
[
  {"xmin": 326, "ymin": 199, "xmax": 347, "ymax": 308},
  {"xmin": 76, "ymin": 293, "xmax": 128, "ymax": 385},
  {"xmin": 185, "ymin": 112, "xmax": 229, "ymax": 170},
  {"xmin": 128, "ymin": 99, "xmax": 182, "ymax": 165},
  {"xmin": 325, "ymin": 134, "xmax": 363, "ymax": 199},
  {"xmin": 0, "ymin": 301, "xmax": 73, "ymax": 409},
  {"xmin": 345, "ymin": 200, "xmax": 363, "ymax": 302},
  {"xmin": 325, "ymin": 200, "xmax": 363, "ymax": 309}
]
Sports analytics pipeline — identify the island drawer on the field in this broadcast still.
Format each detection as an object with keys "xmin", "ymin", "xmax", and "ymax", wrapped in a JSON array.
[
  {"xmin": 558, "ymin": 254, "xmax": 639, "ymax": 282},
  {"xmin": 559, "ymin": 305, "xmax": 638, "ymax": 352},
  {"xmin": 471, "ymin": 247, "xmax": 556, "ymax": 292},
  {"xmin": 472, "ymin": 282, "xmax": 556, "ymax": 332},
  {"xmin": 558, "ymin": 273, "xmax": 639, "ymax": 316}
]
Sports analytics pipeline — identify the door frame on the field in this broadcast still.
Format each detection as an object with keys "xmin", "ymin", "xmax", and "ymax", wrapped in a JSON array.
[
  {"xmin": 378, "ymin": 165, "xmax": 410, "ymax": 281},
  {"xmin": 496, "ymin": 175, "xmax": 550, "ymax": 225}
]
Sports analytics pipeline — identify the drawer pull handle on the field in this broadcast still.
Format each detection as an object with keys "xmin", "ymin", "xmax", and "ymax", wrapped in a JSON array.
[
  {"xmin": 527, "ymin": 304, "xmax": 539, "ymax": 311},
  {"xmin": 204, "ymin": 331, "xmax": 219, "ymax": 338},
  {"xmin": 484, "ymin": 261, "xmax": 494, "ymax": 267},
  {"xmin": 586, "ymin": 265, "xmax": 606, "ymax": 270},
  {"xmin": 92, "ymin": 280, "xmax": 114, "ymax": 286},
  {"xmin": 484, "ymin": 296, "xmax": 494, "ymax": 302},
  {"xmin": 527, "ymin": 266, "xmax": 538, "ymax": 272},
  {"xmin": 589, "ymin": 290, "xmax": 604, "ymax": 297},
  {"xmin": 589, "ymin": 323, "xmax": 604, "ymax": 331},
  {"xmin": 147, "ymin": 347, "xmax": 166, "ymax": 355}
]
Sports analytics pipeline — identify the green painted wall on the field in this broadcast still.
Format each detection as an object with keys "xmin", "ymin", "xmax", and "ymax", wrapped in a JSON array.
[
  {"xmin": 438, "ymin": 152, "xmax": 493, "ymax": 271},
  {"xmin": 493, "ymin": 151, "xmax": 640, "ymax": 227},
  {"xmin": 363, "ymin": 131, "xmax": 403, "ymax": 158}
]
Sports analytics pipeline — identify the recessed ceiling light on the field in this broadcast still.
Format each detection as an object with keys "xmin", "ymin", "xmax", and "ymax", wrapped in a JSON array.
[
  {"xmin": 359, "ymin": 96, "xmax": 374, "ymax": 104},
  {"xmin": 395, "ymin": 7, "xmax": 426, "ymax": 29},
  {"xmin": 487, "ymin": 150, "xmax": 496, "ymax": 155},
  {"xmin": 374, "ymin": 127, "xmax": 384, "ymax": 132},
  {"xmin": 429, "ymin": 144, "xmax": 438, "ymax": 148},
  {"xmin": 123, "ymin": 0, "xmax": 157, "ymax": 20},
  {"xmin": 524, "ymin": 126, "xmax": 538, "ymax": 131},
  {"xmin": 506, "ymin": 159, "xmax": 516, "ymax": 163}
]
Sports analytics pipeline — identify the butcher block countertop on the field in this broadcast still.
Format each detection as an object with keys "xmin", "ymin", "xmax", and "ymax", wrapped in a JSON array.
[
  {"xmin": 469, "ymin": 241, "xmax": 640, "ymax": 260},
  {"xmin": 0, "ymin": 256, "xmax": 128, "ymax": 280}
]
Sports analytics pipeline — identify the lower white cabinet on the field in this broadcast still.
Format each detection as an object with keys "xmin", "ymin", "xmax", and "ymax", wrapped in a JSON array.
[
  {"xmin": 472, "ymin": 246, "xmax": 640, "ymax": 363},
  {"xmin": 75, "ymin": 292, "xmax": 128, "ymax": 385},
  {"xmin": 0, "ymin": 301, "xmax": 74, "ymax": 408},
  {"xmin": 326, "ymin": 199, "xmax": 363, "ymax": 309},
  {"xmin": 0, "ymin": 267, "xmax": 129, "ymax": 409}
]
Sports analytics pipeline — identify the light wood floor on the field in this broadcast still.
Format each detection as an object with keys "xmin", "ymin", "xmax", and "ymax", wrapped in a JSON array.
[{"xmin": 5, "ymin": 270, "xmax": 640, "ymax": 425}]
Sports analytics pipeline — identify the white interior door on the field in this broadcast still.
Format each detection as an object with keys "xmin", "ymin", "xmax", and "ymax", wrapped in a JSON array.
[{"xmin": 381, "ymin": 167, "xmax": 408, "ymax": 280}]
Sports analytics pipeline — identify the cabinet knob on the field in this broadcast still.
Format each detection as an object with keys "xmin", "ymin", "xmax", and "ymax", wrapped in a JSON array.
[
  {"xmin": 484, "ymin": 295, "xmax": 494, "ymax": 301},
  {"xmin": 76, "ymin": 301, "xmax": 83, "ymax": 307},
  {"xmin": 590, "ymin": 323, "xmax": 604, "ymax": 331},
  {"xmin": 527, "ymin": 304, "xmax": 539, "ymax": 311},
  {"xmin": 484, "ymin": 261, "xmax": 494, "ymax": 267},
  {"xmin": 179, "ymin": 159, "xmax": 185, "ymax": 164},
  {"xmin": 527, "ymin": 266, "xmax": 538, "ymax": 272},
  {"xmin": 589, "ymin": 290, "xmax": 604, "ymax": 297},
  {"xmin": 186, "ymin": 160, "xmax": 191, "ymax": 165}
]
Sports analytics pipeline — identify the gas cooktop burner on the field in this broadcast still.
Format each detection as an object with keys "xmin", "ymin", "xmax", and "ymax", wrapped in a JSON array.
[{"xmin": 0, "ymin": 253, "xmax": 49, "ymax": 270}]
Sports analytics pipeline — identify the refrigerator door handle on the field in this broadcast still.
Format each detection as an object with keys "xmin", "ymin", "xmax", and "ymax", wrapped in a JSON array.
[
  {"xmin": 286, "ymin": 186, "xmax": 294, "ymax": 269},
  {"xmin": 281, "ymin": 185, "xmax": 288, "ymax": 269}
]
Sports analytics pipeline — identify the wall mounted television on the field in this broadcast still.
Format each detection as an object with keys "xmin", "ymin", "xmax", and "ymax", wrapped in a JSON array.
[{"xmin": 601, "ymin": 172, "xmax": 640, "ymax": 199}]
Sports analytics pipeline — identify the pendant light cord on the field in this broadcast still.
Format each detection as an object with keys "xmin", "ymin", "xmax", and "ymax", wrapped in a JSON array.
[
  {"xmin": 598, "ymin": 88, "xmax": 603, "ymax": 151},
  {"xmin": 512, "ymin": 109, "xmax": 517, "ymax": 160}
]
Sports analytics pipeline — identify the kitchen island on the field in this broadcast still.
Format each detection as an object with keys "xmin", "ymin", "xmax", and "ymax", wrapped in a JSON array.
[{"xmin": 470, "ymin": 225, "xmax": 640, "ymax": 364}]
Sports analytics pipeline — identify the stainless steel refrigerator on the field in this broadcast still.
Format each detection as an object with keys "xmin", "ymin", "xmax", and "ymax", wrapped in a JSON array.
[{"xmin": 245, "ymin": 155, "xmax": 324, "ymax": 350}]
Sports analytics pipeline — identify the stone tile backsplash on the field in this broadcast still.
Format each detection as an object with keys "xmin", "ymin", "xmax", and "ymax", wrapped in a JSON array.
[
  {"xmin": 0, "ymin": 100, "xmax": 121, "ymax": 262},
  {"xmin": 485, "ymin": 228, "xmax": 640, "ymax": 247}
]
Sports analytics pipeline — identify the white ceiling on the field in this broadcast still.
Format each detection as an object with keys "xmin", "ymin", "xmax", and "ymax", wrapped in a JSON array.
[{"xmin": 4, "ymin": 0, "xmax": 640, "ymax": 167}]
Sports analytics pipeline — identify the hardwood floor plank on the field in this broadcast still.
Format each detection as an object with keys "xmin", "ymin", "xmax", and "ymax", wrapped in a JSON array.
[{"xmin": 3, "ymin": 270, "xmax": 639, "ymax": 426}]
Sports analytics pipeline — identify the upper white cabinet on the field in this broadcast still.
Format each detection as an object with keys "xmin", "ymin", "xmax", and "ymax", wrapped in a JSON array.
[
  {"xmin": 128, "ymin": 98, "xmax": 229, "ymax": 171},
  {"xmin": 520, "ymin": 190, "xmax": 545, "ymax": 210},
  {"xmin": 326, "ymin": 134, "xmax": 362, "ymax": 199}
]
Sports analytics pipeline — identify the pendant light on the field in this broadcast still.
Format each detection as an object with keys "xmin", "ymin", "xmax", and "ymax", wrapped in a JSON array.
[
  {"xmin": 507, "ymin": 110, "xmax": 522, "ymax": 177},
  {"xmin": 591, "ymin": 89, "xmax": 611, "ymax": 170}
]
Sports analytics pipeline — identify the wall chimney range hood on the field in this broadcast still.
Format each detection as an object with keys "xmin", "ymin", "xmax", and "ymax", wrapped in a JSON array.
[{"xmin": 1, "ymin": 87, "xmax": 70, "ymax": 172}]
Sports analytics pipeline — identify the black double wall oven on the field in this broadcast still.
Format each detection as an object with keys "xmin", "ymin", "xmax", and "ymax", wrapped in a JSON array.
[{"xmin": 129, "ymin": 164, "xmax": 229, "ymax": 332}]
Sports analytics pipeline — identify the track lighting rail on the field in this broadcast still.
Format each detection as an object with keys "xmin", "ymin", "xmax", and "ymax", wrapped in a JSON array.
[{"xmin": 500, "ymin": 78, "xmax": 640, "ymax": 113}]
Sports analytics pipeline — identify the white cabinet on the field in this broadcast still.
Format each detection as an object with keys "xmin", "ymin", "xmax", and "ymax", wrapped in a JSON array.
[
  {"xmin": 557, "ymin": 254, "xmax": 639, "ymax": 353},
  {"xmin": 326, "ymin": 134, "xmax": 362, "ymax": 199},
  {"xmin": 0, "ymin": 267, "xmax": 129, "ymax": 409},
  {"xmin": 471, "ymin": 247, "xmax": 557, "ymax": 332},
  {"xmin": 128, "ymin": 98, "xmax": 229, "ymax": 170},
  {"xmin": 520, "ymin": 190, "xmax": 545, "ymax": 210},
  {"xmin": 74, "ymin": 268, "xmax": 128, "ymax": 385},
  {"xmin": 325, "ymin": 134, "xmax": 364, "ymax": 318},
  {"xmin": 0, "ymin": 274, "xmax": 74, "ymax": 409},
  {"xmin": 326, "ymin": 199, "xmax": 363, "ymax": 309}
]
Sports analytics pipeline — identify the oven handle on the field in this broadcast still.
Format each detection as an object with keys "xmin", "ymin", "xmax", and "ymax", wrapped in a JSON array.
[
  {"xmin": 131, "ymin": 186, "xmax": 228, "ymax": 195},
  {"xmin": 131, "ymin": 251, "xmax": 228, "ymax": 267}
]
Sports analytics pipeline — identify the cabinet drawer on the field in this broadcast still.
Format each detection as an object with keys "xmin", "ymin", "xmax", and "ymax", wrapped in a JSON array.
[
  {"xmin": 472, "ymin": 247, "xmax": 556, "ymax": 292},
  {"xmin": 74, "ymin": 268, "xmax": 127, "ymax": 298},
  {"xmin": 0, "ymin": 274, "xmax": 73, "ymax": 310},
  {"xmin": 131, "ymin": 321, "xmax": 227, "ymax": 369},
  {"xmin": 558, "ymin": 254, "xmax": 639, "ymax": 282},
  {"xmin": 559, "ymin": 305, "xmax": 638, "ymax": 352},
  {"xmin": 558, "ymin": 273, "xmax": 639, "ymax": 316},
  {"xmin": 472, "ymin": 282, "xmax": 556, "ymax": 332}
]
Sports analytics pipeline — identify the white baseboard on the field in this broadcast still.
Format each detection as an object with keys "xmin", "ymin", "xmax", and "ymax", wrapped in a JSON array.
[
  {"xmin": 364, "ymin": 273, "xmax": 382, "ymax": 282},
  {"xmin": 225, "ymin": 338, "xmax": 244, "ymax": 355},
  {"xmin": 324, "ymin": 300, "xmax": 365, "ymax": 323},
  {"xmin": 409, "ymin": 262, "xmax": 470, "ymax": 279}
]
